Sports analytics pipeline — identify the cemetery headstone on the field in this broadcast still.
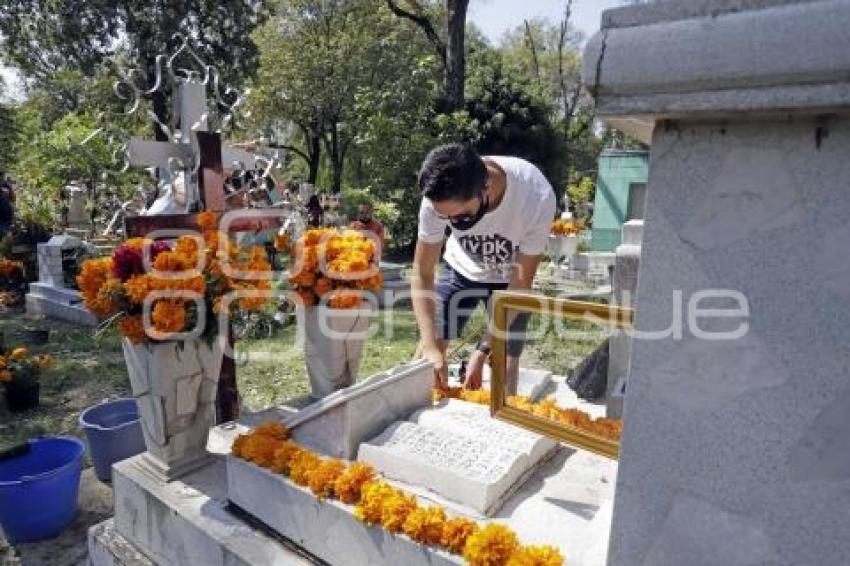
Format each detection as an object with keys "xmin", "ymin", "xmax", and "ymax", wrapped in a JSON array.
[
  {"xmin": 25, "ymin": 234, "xmax": 97, "ymax": 326},
  {"xmin": 606, "ymin": 219, "xmax": 643, "ymax": 417},
  {"xmin": 584, "ymin": 1, "xmax": 850, "ymax": 564},
  {"xmin": 66, "ymin": 184, "xmax": 88, "ymax": 229}
]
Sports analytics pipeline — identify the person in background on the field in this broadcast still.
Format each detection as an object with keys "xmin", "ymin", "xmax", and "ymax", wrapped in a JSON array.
[
  {"xmin": 348, "ymin": 203, "xmax": 386, "ymax": 252},
  {"xmin": 410, "ymin": 144, "xmax": 556, "ymax": 392},
  {"xmin": 0, "ymin": 174, "xmax": 17, "ymax": 237},
  {"xmin": 306, "ymin": 195, "xmax": 324, "ymax": 228}
]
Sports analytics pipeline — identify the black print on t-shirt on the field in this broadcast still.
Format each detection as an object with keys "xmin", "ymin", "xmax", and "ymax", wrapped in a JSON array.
[{"xmin": 457, "ymin": 233, "xmax": 515, "ymax": 269}]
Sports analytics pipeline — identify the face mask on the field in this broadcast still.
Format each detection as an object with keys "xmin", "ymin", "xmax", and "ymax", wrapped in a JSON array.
[{"xmin": 449, "ymin": 194, "xmax": 488, "ymax": 231}]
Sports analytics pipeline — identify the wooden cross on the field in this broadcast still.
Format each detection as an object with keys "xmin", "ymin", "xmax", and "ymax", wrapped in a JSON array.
[{"xmin": 124, "ymin": 81, "xmax": 284, "ymax": 424}]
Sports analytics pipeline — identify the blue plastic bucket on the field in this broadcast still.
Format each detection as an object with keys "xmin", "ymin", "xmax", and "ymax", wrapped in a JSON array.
[
  {"xmin": 0, "ymin": 436, "xmax": 85, "ymax": 543},
  {"xmin": 79, "ymin": 398, "xmax": 146, "ymax": 483}
]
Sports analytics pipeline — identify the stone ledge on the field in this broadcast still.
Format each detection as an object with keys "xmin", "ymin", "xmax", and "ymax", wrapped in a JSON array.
[
  {"xmin": 583, "ymin": 0, "xmax": 850, "ymax": 141},
  {"xmin": 25, "ymin": 294, "xmax": 98, "ymax": 326},
  {"xmin": 600, "ymin": 0, "xmax": 819, "ymax": 30},
  {"xmin": 111, "ymin": 455, "xmax": 311, "ymax": 566},
  {"xmin": 227, "ymin": 455, "xmax": 462, "ymax": 566},
  {"xmin": 89, "ymin": 519, "xmax": 156, "ymax": 566}
]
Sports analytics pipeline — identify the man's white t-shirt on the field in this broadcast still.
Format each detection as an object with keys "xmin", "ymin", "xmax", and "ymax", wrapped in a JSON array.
[{"xmin": 418, "ymin": 156, "xmax": 557, "ymax": 284}]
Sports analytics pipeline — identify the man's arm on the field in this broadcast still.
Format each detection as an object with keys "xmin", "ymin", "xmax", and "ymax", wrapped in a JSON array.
[{"xmin": 411, "ymin": 239, "xmax": 448, "ymax": 387}]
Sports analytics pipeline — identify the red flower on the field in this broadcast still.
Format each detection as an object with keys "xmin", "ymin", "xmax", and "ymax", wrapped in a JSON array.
[{"xmin": 112, "ymin": 241, "xmax": 170, "ymax": 281}]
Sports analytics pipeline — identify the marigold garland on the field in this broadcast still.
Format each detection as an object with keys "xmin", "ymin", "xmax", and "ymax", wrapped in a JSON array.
[
  {"xmin": 442, "ymin": 517, "xmax": 480, "ymax": 554},
  {"xmin": 232, "ymin": 423, "xmax": 565, "ymax": 565},
  {"xmin": 288, "ymin": 228, "xmax": 382, "ymax": 309},
  {"xmin": 378, "ymin": 487, "xmax": 418, "ymax": 533},
  {"xmin": 333, "ymin": 462, "xmax": 376, "ymax": 504},
  {"xmin": 463, "ymin": 524, "xmax": 520, "ymax": 566},
  {"xmin": 434, "ymin": 387, "xmax": 622, "ymax": 442},
  {"xmin": 403, "ymin": 505, "xmax": 447, "ymax": 545},
  {"xmin": 306, "ymin": 458, "xmax": 346, "ymax": 499},
  {"xmin": 77, "ymin": 212, "xmax": 272, "ymax": 342},
  {"xmin": 506, "ymin": 545, "xmax": 564, "ymax": 566},
  {"xmin": 355, "ymin": 481, "xmax": 400, "ymax": 525},
  {"xmin": 289, "ymin": 450, "xmax": 321, "ymax": 486}
]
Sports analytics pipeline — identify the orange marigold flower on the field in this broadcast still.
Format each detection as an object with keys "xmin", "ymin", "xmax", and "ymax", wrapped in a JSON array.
[
  {"xmin": 463, "ymin": 524, "xmax": 519, "ymax": 566},
  {"xmin": 307, "ymin": 458, "xmax": 346, "ymax": 499},
  {"xmin": 118, "ymin": 315, "xmax": 147, "ymax": 344},
  {"xmin": 10, "ymin": 347, "xmax": 28, "ymax": 360},
  {"xmin": 506, "ymin": 545, "xmax": 564, "ymax": 566},
  {"xmin": 151, "ymin": 300, "xmax": 186, "ymax": 335},
  {"xmin": 402, "ymin": 506, "xmax": 447, "ymax": 545},
  {"xmin": 333, "ymin": 462, "xmax": 376, "ymax": 504},
  {"xmin": 241, "ymin": 434, "xmax": 280, "ymax": 468},
  {"xmin": 231, "ymin": 434, "xmax": 249, "ymax": 459},
  {"xmin": 289, "ymin": 450, "xmax": 321, "ymax": 486},
  {"xmin": 254, "ymin": 421, "xmax": 290, "ymax": 441},
  {"xmin": 197, "ymin": 211, "xmax": 218, "ymax": 231},
  {"xmin": 379, "ymin": 488, "xmax": 418, "ymax": 533},
  {"xmin": 0, "ymin": 369, "xmax": 11, "ymax": 383},
  {"xmin": 34, "ymin": 355, "xmax": 52, "ymax": 369},
  {"xmin": 355, "ymin": 481, "xmax": 397, "ymax": 525},
  {"xmin": 289, "ymin": 270, "xmax": 316, "ymax": 288},
  {"xmin": 328, "ymin": 291, "xmax": 362, "ymax": 309},
  {"xmin": 270, "ymin": 441, "xmax": 303, "ymax": 475},
  {"xmin": 124, "ymin": 275, "xmax": 153, "ymax": 304},
  {"xmin": 442, "ymin": 517, "xmax": 479, "ymax": 554}
]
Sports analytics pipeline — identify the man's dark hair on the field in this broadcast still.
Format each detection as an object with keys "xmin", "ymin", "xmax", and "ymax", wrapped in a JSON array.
[{"xmin": 418, "ymin": 143, "xmax": 487, "ymax": 202}]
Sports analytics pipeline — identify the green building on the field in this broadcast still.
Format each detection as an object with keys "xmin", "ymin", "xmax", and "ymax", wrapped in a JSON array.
[{"xmin": 590, "ymin": 149, "xmax": 650, "ymax": 251}]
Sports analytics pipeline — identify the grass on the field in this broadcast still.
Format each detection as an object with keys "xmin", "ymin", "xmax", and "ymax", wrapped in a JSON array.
[{"xmin": 0, "ymin": 313, "xmax": 128, "ymax": 450}]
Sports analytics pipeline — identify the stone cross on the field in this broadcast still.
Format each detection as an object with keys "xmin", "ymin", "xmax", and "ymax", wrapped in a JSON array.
[{"xmin": 123, "ymin": 80, "xmax": 284, "ymax": 424}]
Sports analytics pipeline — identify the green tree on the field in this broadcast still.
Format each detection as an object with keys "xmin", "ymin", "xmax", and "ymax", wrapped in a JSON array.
[
  {"xmin": 1, "ymin": 0, "xmax": 269, "ymax": 140},
  {"xmin": 386, "ymin": 0, "xmax": 470, "ymax": 112},
  {"xmin": 249, "ymin": 0, "xmax": 437, "ymax": 193},
  {"xmin": 0, "ymin": 78, "xmax": 19, "ymax": 174}
]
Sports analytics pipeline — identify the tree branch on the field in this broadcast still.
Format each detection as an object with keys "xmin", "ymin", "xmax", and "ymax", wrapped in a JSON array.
[
  {"xmin": 386, "ymin": 0, "xmax": 447, "ymax": 68},
  {"xmin": 523, "ymin": 20, "xmax": 542, "ymax": 87}
]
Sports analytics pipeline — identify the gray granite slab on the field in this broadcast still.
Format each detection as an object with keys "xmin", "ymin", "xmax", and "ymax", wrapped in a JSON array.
[
  {"xmin": 288, "ymin": 360, "xmax": 433, "ymax": 459},
  {"xmin": 606, "ymin": 119, "xmax": 850, "ymax": 565},
  {"xmin": 584, "ymin": 0, "xmax": 850, "ymax": 142},
  {"xmin": 111, "ymin": 456, "xmax": 310, "ymax": 566}
]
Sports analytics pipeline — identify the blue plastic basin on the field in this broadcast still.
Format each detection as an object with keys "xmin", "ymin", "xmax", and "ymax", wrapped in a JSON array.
[
  {"xmin": 0, "ymin": 436, "xmax": 85, "ymax": 543},
  {"xmin": 79, "ymin": 398, "xmax": 145, "ymax": 483}
]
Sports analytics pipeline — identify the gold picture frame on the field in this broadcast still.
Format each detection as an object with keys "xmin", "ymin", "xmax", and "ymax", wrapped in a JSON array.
[{"xmin": 489, "ymin": 291, "xmax": 634, "ymax": 459}]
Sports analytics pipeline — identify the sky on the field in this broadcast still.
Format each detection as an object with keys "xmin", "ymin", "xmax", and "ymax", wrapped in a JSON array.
[
  {"xmin": 0, "ymin": 0, "xmax": 619, "ymax": 101},
  {"xmin": 469, "ymin": 0, "xmax": 622, "ymax": 43}
]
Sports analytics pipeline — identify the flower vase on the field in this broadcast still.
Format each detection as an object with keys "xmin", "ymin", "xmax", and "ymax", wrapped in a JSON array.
[
  {"xmin": 301, "ymin": 303, "xmax": 372, "ymax": 398},
  {"xmin": 548, "ymin": 234, "xmax": 579, "ymax": 263},
  {"xmin": 121, "ymin": 336, "xmax": 225, "ymax": 481},
  {"xmin": 4, "ymin": 381, "xmax": 40, "ymax": 413}
]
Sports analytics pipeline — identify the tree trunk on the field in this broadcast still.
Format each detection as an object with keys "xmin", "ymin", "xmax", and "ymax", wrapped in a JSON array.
[
  {"xmin": 445, "ymin": 0, "xmax": 469, "ymax": 112},
  {"xmin": 306, "ymin": 131, "xmax": 321, "ymax": 184},
  {"xmin": 323, "ymin": 121, "xmax": 344, "ymax": 194}
]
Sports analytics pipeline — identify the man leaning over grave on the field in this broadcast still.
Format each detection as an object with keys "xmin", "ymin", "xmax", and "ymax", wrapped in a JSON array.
[{"xmin": 412, "ymin": 143, "xmax": 556, "ymax": 392}]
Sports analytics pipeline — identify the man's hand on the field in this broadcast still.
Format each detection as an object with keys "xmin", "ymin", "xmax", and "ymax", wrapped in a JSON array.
[
  {"xmin": 463, "ymin": 349, "xmax": 488, "ymax": 390},
  {"xmin": 420, "ymin": 343, "xmax": 448, "ymax": 389}
]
